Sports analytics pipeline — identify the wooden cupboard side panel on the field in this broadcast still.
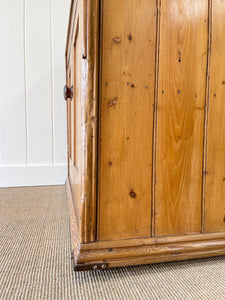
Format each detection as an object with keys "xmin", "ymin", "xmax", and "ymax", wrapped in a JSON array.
[
  {"xmin": 67, "ymin": 7, "xmax": 84, "ymax": 241},
  {"xmin": 69, "ymin": 27, "xmax": 81, "ymax": 209},
  {"xmin": 205, "ymin": 1, "xmax": 225, "ymax": 233},
  {"xmin": 98, "ymin": 0, "xmax": 157, "ymax": 240},
  {"xmin": 67, "ymin": 70, "xmax": 72, "ymax": 161},
  {"xmin": 155, "ymin": 0, "xmax": 208, "ymax": 236}
]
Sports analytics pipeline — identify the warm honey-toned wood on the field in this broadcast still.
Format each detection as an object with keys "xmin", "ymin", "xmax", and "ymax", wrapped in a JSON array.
[
  {"xmin": 79, "ymin": 239, "xmax": 225, "ymax": 264},
  {"xmin": 69, "ymin": 24, "xmax": 83, "ymax": 237},
  {"xmin": 82, "ymin": 232, "xmax": 225, "ymax": 251},
  {"xmin": 67, "ymin": 71, "xmax": 72, "ymax": 160},
  {"xmin": 66, "ymin": 2, "xmax": 84, "ymax": 243},
  {"xmin": 205, "ymin": 0, "xmax": 225, "ymax": 233},
  {"xmin": 155, "ymin": 0, "xmax": 208, "ymax": 236},
  {"xmin": 73, "ymin": 47, "xmax": 77, "ymax": 165},
  {"xmin": 73, "ymin": 232, "xmax": 225, "ymax": 270},
  {"xmin": 83, "ymin": 0, "xmax": 100, "ymax": 242},
  {"xmin": 65, "ymin": 0, "xmax": 225, "ymax": 271},
  {"xmin": 75, "ymin": 248, "xmax": 225, "ymax": 270},
  {"xmin": 66, "ymin": 0, "xmax": 99, "ymax": 243},
  {"xmin": 66, "ymin": 178, "xmax": 80, "ymax": 261},
  {"xmin": 98, "ymin": 0, "xmax": 157, "ymax": 241}
]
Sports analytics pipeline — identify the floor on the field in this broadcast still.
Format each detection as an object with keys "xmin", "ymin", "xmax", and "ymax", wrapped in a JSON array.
[{"xmin": 0, "ymin": 185, "xmax": 225, "ymax": 300}]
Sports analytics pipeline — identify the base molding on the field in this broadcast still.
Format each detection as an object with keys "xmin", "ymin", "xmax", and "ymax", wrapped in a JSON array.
[
  {"xmin": 76, "ymin": 235, "xmax": 225, "ymax": 270},
  {"xmin": 0, "ymin": 165, "xmax": 67, "ymax": 187},
  {"xmin": 67, "ymin": 178, "xmax": 225, "ymax": 271}
]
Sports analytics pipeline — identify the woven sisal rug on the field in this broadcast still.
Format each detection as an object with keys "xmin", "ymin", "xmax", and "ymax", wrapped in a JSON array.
[{"xmin": 0, "ymin": 186, "xmax": 224, "ymax": 299}]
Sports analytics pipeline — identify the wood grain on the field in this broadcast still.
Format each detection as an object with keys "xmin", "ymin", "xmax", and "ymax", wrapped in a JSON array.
[
  {"xmin": 66, "ymin": 178, "xmax": 80, "ymax": 264},
  {"xmin": 66, "ymin": 0, "xmax": 99, "ymax": 243},
  {"xmin": 82, "ymin": 0, "xmax": 100, "ymax": 242},
  {"xmin": 155, "ymin": 0, "xmax": 208, "ymax": 236},
  {"xmin": 73, "ymin": 44, "xmax": 77, "ymax": 165},
  {"xmin": 67, "ymin": 71, "xmax": 72, "ymax": 160},
  {"xmin": 75, "ymin": 232, "xmax": 225, "ymax": 270},
  {"xmin": 82, "ymin": 232, "xmax": 225, "ymax": 251},
  {"xmin": 98, "ymin": 0, "xmax": 157, "ymax": 240},
  {"xmin": 65, "ymin": 0, "xmax": 225, "ymax": 271},
  {"xmin": 79, "ymin": 240, "xmax": 225, "ymax": 263},
  {"xmin": 205, "ymin": 0, "xmax": 225, "ymax": 233},
  {"xmin": 66, "ymin": 5, "xmax": 83, "ymax": 242}
]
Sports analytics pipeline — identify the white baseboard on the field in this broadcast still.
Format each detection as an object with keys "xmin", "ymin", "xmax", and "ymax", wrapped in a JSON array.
[{"xmin": 0, "ymin": 165, "xmax": 67, "ymax": 187}]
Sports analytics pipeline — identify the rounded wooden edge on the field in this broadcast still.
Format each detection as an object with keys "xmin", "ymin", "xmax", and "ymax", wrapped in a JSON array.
[{"xmin": 75, "ymin": 250, "xmax": 225, "ymax": 271}]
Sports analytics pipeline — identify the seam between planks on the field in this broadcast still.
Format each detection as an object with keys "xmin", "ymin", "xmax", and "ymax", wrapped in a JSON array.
[
  {"xmin": 151, "ymin": 0, "xmax": 161, "ymax": 237},
  {"xmin": 201, "ymin": 0, "xmax": 212, "ymax": 234}
]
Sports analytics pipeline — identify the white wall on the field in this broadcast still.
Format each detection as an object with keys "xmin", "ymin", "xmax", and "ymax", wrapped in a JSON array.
[{"xmin": 0, "ymin": 0, "xmax": 70, "ymax": 187}]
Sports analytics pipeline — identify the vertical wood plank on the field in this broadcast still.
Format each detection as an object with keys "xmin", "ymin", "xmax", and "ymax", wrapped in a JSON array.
[
  {"xmin": 69, "ymin": 30, "xmax": 79, "ymax": 168},
  {"xmin": 205, "ymin": 0, "xmax": 225, "ymax": 233},
  {"xmin": 151, "ymin": 0, "xmax": 161, "ymax": 237},
  {"xmin": 25, "ymin": 0, "xmax": 53, "ymax": 165},
  {"xmin": 73, "ymin": 45, "xmax": 77, "ymax": 166},
  {"xmin": 66, "ymin": 70, "xmax": 72, "ymax": 174},
  {"xmin": 83, "ymin": 0, "xmax": 100, "ymax": 242},
  {"xmin": 0, "ymin": 0, "xmax": 27, "ymax": 165},
  {"xmin": 155, "ymin": 0, "xmax": 208, "ymax": 236},
  {"xmin": 68, "ymin": 71, "xmax": 72, "ymax": 159},
  {"xmin": 99, "ymin": 0, "xmax": 157, "ymax": 240},
  {"xmin": 67, "ymin": 15, "xmax": 84, "ymax": 241}
]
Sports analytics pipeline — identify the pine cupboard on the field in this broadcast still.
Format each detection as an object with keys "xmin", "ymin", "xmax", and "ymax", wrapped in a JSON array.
[{"xmin": 64, "ymin": 0, "xmax": 225, "ymax": 271}]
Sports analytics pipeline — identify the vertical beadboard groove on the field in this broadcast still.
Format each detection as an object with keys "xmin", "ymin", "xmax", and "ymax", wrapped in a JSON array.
[
  {"xmin": 50, "ymin": 0, "xmax": 55, "ymax": 166},
  {"xmin": 23, "ymin": 0, "xmax": 28, "ymax": 166},
  {"xmin": 201, "ymin": 0, "xmax": 212, "ymax": 233},
  {"xmin": 151, "ymin": 0, "xmax": 161, "ymax": 237},
  {"xmin": 0, "ymin": 0, "xmax": 69, "ymax": 186}
]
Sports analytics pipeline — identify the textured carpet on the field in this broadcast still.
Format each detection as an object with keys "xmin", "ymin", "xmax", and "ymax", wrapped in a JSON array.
[{"xmin": 0, "ymin": 185, "xmax": 224, "ymax": 300}]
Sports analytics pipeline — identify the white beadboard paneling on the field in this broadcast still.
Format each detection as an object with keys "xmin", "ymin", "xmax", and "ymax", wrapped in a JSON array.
[
  {"xmin": 25, "ymin": 0, "xmax": 53, "ymax": 165},
  {"xmin": 52, "ymin": 0, "xmax": 70, "ymax": 165},
  {"xmin": 0, "ymin": 0, "xmax": 27, "ymax": 165},
  {"xmin": 0, "ymin": 165, "xmax": 67, "ymax": 187},
  {"xmin": 0, "ymin": 1, "xmax": 69, "ymax": 187}
]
